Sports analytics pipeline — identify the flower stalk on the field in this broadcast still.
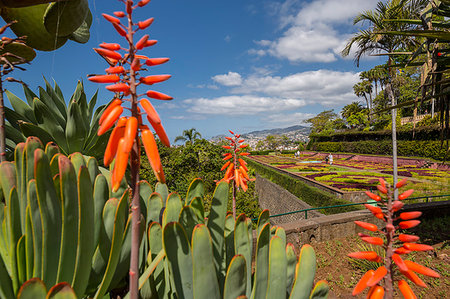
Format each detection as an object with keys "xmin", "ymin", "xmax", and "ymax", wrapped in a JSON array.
[
  {"xmin": 220, "ymin": 130, "xmax": 251, "ymax": 218},
  {"xmin": 88, "ymin": 1, "xmax": 172, "ymax": 297},
  {"xmin": 349, "ymin": 179, "xmax": 440, "ymax": 298}
]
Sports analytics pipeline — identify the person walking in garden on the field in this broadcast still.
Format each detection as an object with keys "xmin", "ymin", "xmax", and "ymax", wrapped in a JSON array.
[{"xmin": 328, "ymin": 153, "xmax": 333, "ymax": 165}]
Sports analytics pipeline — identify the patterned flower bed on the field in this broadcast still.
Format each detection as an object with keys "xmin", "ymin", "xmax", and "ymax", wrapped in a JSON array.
[{"xmin": 249, "ymin": 155, "xmax": 449, "ymax": 196}]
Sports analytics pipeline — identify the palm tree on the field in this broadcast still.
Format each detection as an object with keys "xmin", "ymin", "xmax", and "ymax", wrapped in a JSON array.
[
  {"xmin": 174, "ymin": 128, "xmax": 202, "ymax": 145},
  {"xmin": 353, "ymin": 80, "xmax": 373, "ymax": 117},
  {"xmin": 341, "ymin": 101, "xmax": 364, "ymax": 120}
]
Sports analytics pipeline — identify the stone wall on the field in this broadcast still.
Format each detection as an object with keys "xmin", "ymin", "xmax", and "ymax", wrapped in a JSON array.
[{"xmin": 255, "ymin": 173, "xmax": 322, "ymax": 224}]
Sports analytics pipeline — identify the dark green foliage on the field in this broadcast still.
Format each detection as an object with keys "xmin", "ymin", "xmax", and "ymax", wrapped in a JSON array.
[
  {"xmin": 140, "ymin": 138, "xmax": 261, "ymax": 219},
  {"xmin": 308, "ymin": 139, "xmax": 447, "ymax": 161},
  {"xmin": 309, "ymin": 125, "xmax": 441, "ymax": 142},
  {"xmin": 245, "ymin": 159, "xmax": 361, "ymax": 215}
]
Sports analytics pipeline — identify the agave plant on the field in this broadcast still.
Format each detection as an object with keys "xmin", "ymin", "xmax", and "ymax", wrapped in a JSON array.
[
  {"xmin": 0, "ymin": 137, "xmax": 144, "ymax": 298},
  {"xmin": 134, "ymin": 178, "xmax": 329, "ymax": 299},
  {"xmin": 4, "ymin": 78, "xmax": 111, "ymax": 161},
  {"xmin": 0, "ymin": 0, "xmax": 92, "ymax": 51}
]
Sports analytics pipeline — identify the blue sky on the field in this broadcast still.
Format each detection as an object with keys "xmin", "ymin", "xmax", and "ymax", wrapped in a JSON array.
[{"xmin": 5, "ymin": 0, "xmax": 386, "ymax": 141}]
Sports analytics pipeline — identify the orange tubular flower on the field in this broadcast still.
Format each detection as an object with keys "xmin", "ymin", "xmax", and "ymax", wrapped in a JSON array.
[
  {"xmin": 139, "ymin": 74, "xmax": 171, "ymax": 85},
  {"xmin": 136, "ymin": 34, "xmax": 149, "ymax": 50},
  {"xmin": 100, "ymin": 42, "xmax": 121, "ymax": 50},
  {"xmin": 140, "ymin": 98, "xmax": 161, "ymax": 124},
  {"xmin": 102, "ymin": 13, "xmax": 121, "ymax": 24},
  {"xmin": 138, "ymin": 17, "xmax": 154, "ymax": 29},
  {"xmin": 113, "ymin": 11, "xmax": 125, "ymax": 17},
  {"xmin": 398, "ymin": 220, "xmax": 420, "ymax": 229},
  {"xmin": 123, "ymin": 117, "xmax": 138, "ymax": 153},
  {"xmin": 404, "ymin": 260, "xmax": 440, "ymax": 278},
  {"xmin": 352, "ymin": 270, "xmax": 374, "ymax": 295},
  {"xmin": 392, "ymin": 200, "xmax": 404, "ymax": 212},
  {"xmin": 361, "ymin": 236, "xmax": 384, "ymax": 246},
  {"xmin": 88, "ymin": 74, "xmax": 121, "ymax": 83},
  {"xmin": 348, "ymin": 251, "xmax": 380, "ymax": 261},
  {"xmin": 354, "ymin": 221, "xmax": 378, "ymax": 232},
  {"xmin": 98, "ymin": 105, "xmax": 124, "ymax": 135},
  {"xmin": 94, "ymin": 48, "xmax": 123, "ymax": 60},
  {"xmin": 403, "ymin": 243, "xmax": 434, "ymax": 252},
  {"xmin": 113, "ymin": 23, "xmax": 127, "ymax": 36},
  {"xmin": 367, "ymin": 285, "xmax": 384, "ymax": 299},
  {"xmin": 366, "ymin": 266, "xmax": 387, "ymax": 287},
  {"xmin": 99, "ymin": 99, "xmax": 122, "ymax": 125},
  {"xmin": 377, "ymin": 184, "xmax": 388, "ymax": 194},
  {"xmin": 398, "ymin": 280, "xmax": 417, "ymax": 299},
  {"xmin": 396, "ymin": 178, "xmax": 408, "ymax": 189},
  {"xmin": 400, "ymin": 269, "xmax": 427, "ymax": 287},
  {"xmin": 146, "ymin": 90, "xmax": 173, "ymax": 100},
  {"xmin": 103, "ymin": 118, "xmax": 127, "ymax": 166},
  {"xmin": 398, "ymin": 234, "xmax": 420, "ymax": 243},
  {"xmin": 221, "ymin": 161, "xmax": 231, "ymax": 171},
  {"xmin": 364, "ymin": 204, "xmax": 382, "ymax": 215},
  {"xmin": 105, "ymin": 66, "xmax": 126, "ymax": 74},
  {"xmin": 146, "ymin": 57, "xmax": 170, "ymax": 66},
  {"xmin": 392, "ymin": 254, "xmax": 409, "ymax": 272},
  {"xmin": 149, "ymin": 120, "xmax": 170, "ymax": 147},
  {"xmin": 399, "ymin": 189, "xmax": 414, "ymax": 200},
  {"xmin": 112, "ymin": 138, "xmax": 129, "ymax": 192},
  {"xmin": 365, "ymin": 191, "xmax": 381, "ymax": 201},
  {"xmin": 106, "ymin": 83, "xmax": 130, "ymax": 93},
  {"xmin": 395, "ymin": 247, "xmax": 412, "ymax": 255},
  {"xmin": 141, "ymin": 129, "xmax": 165, "ymax": 183},
  {"xmin": 399, "ymin": 211, "xmax": 422, "ymax": 220}
]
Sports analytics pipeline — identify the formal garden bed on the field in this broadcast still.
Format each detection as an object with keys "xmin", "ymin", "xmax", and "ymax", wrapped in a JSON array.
[{"xmin": 249, "ymin": 154, "xmax": 450, "ymax": 197}]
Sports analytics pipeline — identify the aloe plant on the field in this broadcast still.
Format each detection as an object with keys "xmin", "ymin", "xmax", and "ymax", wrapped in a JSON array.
[
  {"xmin": 0, "ymin": 137, "xmax": 145, "ymax": 298},
  {"xmin": 133, "ymin": 178, "xmax": 329, "ymax": 299},
  {"xmin": 4, "ymin": 78, "xmax": 111, "ymax": 161},
  {"xmin": 0, "ymin": 0, "xmax": 92, "ymax": 51}
]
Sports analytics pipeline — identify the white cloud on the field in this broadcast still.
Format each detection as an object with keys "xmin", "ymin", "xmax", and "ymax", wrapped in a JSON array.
[
  {"xmin": 183, "ymin": 95, "xmax": 306, "ymax": 115},
  {"xmin": 224, "ymin": 35, "xmax": 231, "ymax": 42},
  {"xmin": 266, "ymin": 112, "xmax": 315, "ymax": 125},
  {"xmin": 212, "ymin": 71, "xmax": 243, "ymax": 86},
  {"xmin": 251, "ymin": 0, "xmax": 377, "ymax": 63},
  {"xmin": 227, "ymin": 69, "xmax": 360, "ymax": 106}
]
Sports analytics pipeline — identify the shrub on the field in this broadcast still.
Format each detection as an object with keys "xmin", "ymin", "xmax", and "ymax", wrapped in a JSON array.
[{"xmin": 308, "ymin": 140, "xmax": 448, "ymax": 161}]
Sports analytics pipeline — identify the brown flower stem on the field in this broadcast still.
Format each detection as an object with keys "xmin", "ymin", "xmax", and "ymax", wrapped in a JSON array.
[
  {"xmin": 384, "ymin": 187, "xmax": 394, "ymax": 298},
  {"xmin": 127, "ymin": 6, "xmax": 140, "ymax": 299},
  {"xmin": 0, "ymin": 77, "xmax": 5, "ymax": 163},
  {"xmin": 232, "ymin": 137, "xmax": 237, "ymax": 219}
]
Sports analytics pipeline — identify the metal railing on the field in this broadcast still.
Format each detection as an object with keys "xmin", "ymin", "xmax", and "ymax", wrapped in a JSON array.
[{"xmin": 252, "ymin": 194, "xmax": 450, "ymax": 221}]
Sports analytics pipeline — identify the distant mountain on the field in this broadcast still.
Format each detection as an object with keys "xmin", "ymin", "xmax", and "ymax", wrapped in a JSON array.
[
  {"xmin": 210, "ymin": 125, "xmax": 311, "ymax": 145},
  {"xmin": 242, "ymin": 125, "xmax": 310, "ymax": 137}
]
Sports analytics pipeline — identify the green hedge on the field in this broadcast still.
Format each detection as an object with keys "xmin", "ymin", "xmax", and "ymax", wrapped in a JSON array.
[
  {"xmin": 246, "ymin": 159, "xmax": 361, "ymax": 215},
  {"xmin": 307, "ymin": 140, "xmax": 448, "ymax": 161},
  {"xmin": 309, "ymin": 126, "xmax": 441, "ymax": 142}
]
